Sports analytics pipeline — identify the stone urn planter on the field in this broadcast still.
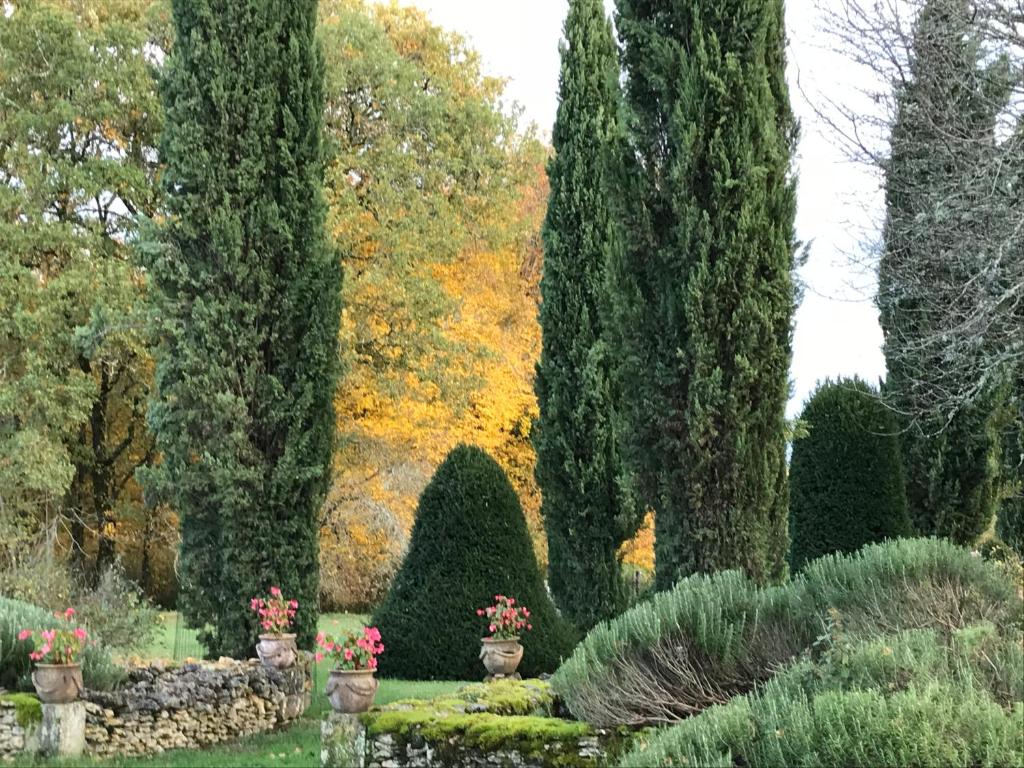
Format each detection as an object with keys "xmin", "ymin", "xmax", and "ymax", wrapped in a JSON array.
[
  {"xmin": 325, "ymin": 669, "xmax": 378, "ymax": 714},
  {"xmin": 256, "ymin": 634, "xmax": 298, "ymax": 670},
  {"xmin": 480, "ymin": 637, "xmax": 523, "ymax": 678},
  {"xmin": 32, "ymin": 663, "xmax": 83, "ymax": 704}
]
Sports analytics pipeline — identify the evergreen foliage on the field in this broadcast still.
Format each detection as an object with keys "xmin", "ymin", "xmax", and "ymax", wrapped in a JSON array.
[
  {"xmin": 551, "ymin": 538, "xmax": 1023, "ymax": 728},
  {"xmin": 610, "ymin": 0, "xmax": 798, "ymax": 589},
  {"xmin": 534, "ymin": 0, "xmax": 639, "ymax": 631},
  {"xmin": 619, "ymin": 626, "xmax": 1024, "ymax": 767},
  {"xmin": 998, "ymin": 392, "xmax": 1023, "ymax": 557},
  {"xmin": 146, "ymin": 0, "xmax": 341, "ymax": 657},
  {"xmin": 879, "ymin": 0, "xmax": 1008, "ymax": 545},
  {"xmin": 372, "ymin": 445, "xmax": 577, "ymax": 680},
  {"xmin": 789, "ymin": 379, "xmax": 913, "ymax": 570}
]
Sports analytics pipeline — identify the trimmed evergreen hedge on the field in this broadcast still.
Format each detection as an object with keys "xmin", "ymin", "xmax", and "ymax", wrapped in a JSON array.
[
  {"xmin": 372, "ymin": 445, "xmax": 577, "ymax": 680},
  {"xmin": 551, "ymin": 538, "xmax": 1023, "ymax": 727},
  {"xmin": 789, "ymin": 378, "xmax": 913, "ymax": 570},
  {"xmin": 620, "ymin": 625, "xmax": 1024, "ymax": 767},
  {"xmin": 998, "ymin": 498, "xmax": 1024, "ymax": 558},
  {"xmin": 0, "ymin": 596, "xmax": 123, "ymax": 692}
]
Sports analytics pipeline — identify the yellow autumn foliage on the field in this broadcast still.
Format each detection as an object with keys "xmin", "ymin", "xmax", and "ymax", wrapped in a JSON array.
[{"xmin": 319, "ymin": 1, "xmax": 549, "ymax": 611}]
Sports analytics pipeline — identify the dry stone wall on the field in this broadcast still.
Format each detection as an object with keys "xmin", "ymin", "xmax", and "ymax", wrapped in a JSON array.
[
  {"xmin": 41, "ymin": 659, "xmax": 307, "ymax": 761},
  {"xmin": 0, "ymin": 700, "xmax": 35, "ymax": 760},
  {"xmin": 80, "ymin": 657, "xmax": 310, "ymax": 758}
]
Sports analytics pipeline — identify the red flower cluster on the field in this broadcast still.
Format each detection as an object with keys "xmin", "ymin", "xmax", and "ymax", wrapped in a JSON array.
[
  {"xmin": 476, "ymin": 595, "xmax": 532, "ymax": 641},
  {"xmin": 315, "ymin": 626, "xmax": 384, "ymax": 671},
  {"xmin": 19, "ymin": 608, "xmax": 89, "ymax": 664},
  {"xmin": 249, "ymin": 586, "xmax": 298, "ymax": 634}
]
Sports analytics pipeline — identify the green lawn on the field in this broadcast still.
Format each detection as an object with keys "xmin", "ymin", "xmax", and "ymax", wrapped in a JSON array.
[{"xmin": 13, "ymin": 613, "xmax": 470, "ymax": 768}]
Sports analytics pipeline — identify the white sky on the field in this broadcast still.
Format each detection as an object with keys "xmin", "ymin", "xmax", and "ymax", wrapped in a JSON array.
[{"xmin": 393, "ymin": 0, "xmax": 888, "ymax": 417}]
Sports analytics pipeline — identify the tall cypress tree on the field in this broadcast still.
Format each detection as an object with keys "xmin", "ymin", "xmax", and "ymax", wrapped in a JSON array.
[
  {"xmin": 879, "ymin": 0, "xmax": 1008, "ymax": 545},
  {"xmin": 610, "ymin": 0, "xmax": 797, "ymax": 589},
  {"xmin": 535, "ymin": 0, "xmax": 639, "ymax": 630},
  {"xmin": 145, "ymin": 0, "xmax": 340, "ymax": 657}
]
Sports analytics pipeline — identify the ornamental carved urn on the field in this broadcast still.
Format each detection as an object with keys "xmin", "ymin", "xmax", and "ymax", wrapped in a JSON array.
[{"xmin": 480, "ymin": 637, "xmax": 523, "ymax": 678}]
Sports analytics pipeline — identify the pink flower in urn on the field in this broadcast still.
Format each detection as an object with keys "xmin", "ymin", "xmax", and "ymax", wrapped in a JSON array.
[
  {"xmin": 476, "ymin": 595, "xmax": 533, "ymax": 640},
  {"xmin": 20, "ymin": 608, "xmax": 88, "ymax": 665},
  {"xmin": 317, "ymin": 626, "xmax": 383, "ymax": 672},
  {"xmin": 270, "ymin": 586, "xmax": 282, "ymax": 597}
]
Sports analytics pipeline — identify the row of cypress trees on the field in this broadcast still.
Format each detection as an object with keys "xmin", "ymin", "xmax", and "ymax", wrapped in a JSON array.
[
  {"xmin": 535, "ymin": 0, "xmax": 798, "ymax": 627},
  {"xmin": 539, "ymin": 0, "xmax": 1023, "ymax": 626}
]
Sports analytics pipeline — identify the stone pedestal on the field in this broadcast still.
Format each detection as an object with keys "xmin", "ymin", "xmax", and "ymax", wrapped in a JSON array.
[
  {"xmin": 321, "ymin": 712, "xmax": 365, "ymax": 768},
  {"xmin": 39, "ymin": 702, "xmax": 85, "ymax": 759}
]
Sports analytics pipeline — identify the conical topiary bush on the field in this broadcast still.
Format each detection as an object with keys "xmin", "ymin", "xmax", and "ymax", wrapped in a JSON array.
[
  {"xmin": 371, "ymin": 445, "xmax": 577, "ymax": 680},
  {"xmin": 789, "ymin": 378, "xmax": 914, "ymax": 571}
]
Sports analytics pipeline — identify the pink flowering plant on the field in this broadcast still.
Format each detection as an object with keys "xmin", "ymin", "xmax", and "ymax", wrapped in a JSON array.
[
  {"xmin": 18, "ymin": 608, "xmax": 89, "ymax": 664},
  {"xmin": 315, "ymin": 627, "xmax": 384, "ymax": 671},
  {"xmin": 476, "ymin": 595, "xmax": 532, "ymax": 640},
  {"xmin": 250, "ymin": 587, "xmax": 298, "ymax": 635}
]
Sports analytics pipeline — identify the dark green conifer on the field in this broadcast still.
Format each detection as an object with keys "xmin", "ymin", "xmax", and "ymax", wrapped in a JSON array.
[
  {"xmin": 789, "ymin": 379, "xmax": 913, "ymax": 571},
  {"xmin": 610, "ymin": 0, "xmax": 798, "ymax": 588},
  {"xmin": 879, "ymin": 0, "xmax": 1008, "ymax": 545},
  {"xmin": 535, "ymin": 0, "xmax": 640, "ymax": 630},
  {"xmin": 372, "ymin": 446, "xmax": 577, "ymax": 680},
  {"xmin": 145, "ymin": 0, "xmax": 340, "ymax": 657}
]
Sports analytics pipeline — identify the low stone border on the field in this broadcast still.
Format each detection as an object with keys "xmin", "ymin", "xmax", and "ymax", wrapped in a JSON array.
[
  {"xmin": 0, "ymin": 695, "xmax": 40, "ymax": 760},
  {"xmin": 322, "ymin": 713, "xmax": 620, "ymax": 768},
  {"xmin": 1, "ymin": 657, "xmax": 311, "ymax": 761},
  {"xmin": 83, "ymin": 657, "xmax": 311, "ymax": 758}
]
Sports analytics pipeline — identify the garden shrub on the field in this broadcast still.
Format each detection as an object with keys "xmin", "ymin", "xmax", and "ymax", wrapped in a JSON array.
[
  {"xmin": 619, "ymin": 627, "xmax": 1024, "ymax": 767},
  {"xmin": 372, "ymin": 445, "xmax": 577, "ymax": 680},
  {"xmin": 0, "ymin": 557, "xmax": 158, "ymax": 653},
  {"xmin": 552, "ymin": 538, "xmax": 1023, "ymax": 727},
  {"xmin": 997, "ymin": 494, "xmax": 1024, "ymax": 559},
  {"xmin": 789, "ymin": 378, "xmax": 913, "ymax": 570},
  {"xmin": 0, "ymin": 596, "xmax": 123, "ymax": 692},
  {"xmin": 74, "ymin": 564, "xmax": 159, "ymax": 653}
]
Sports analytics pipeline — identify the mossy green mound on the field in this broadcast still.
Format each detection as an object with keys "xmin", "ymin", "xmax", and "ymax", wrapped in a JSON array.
[
  {"xmin": 367, "ymin": 678, "xmax": 555, "ymax": 722},
  {"xmin": 1, "ymin": 692, "xmax": 42, "ymax": 727},
  {"xmin": 359, "ymin": 679, "xmax": 628, "ymax": 767}
]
